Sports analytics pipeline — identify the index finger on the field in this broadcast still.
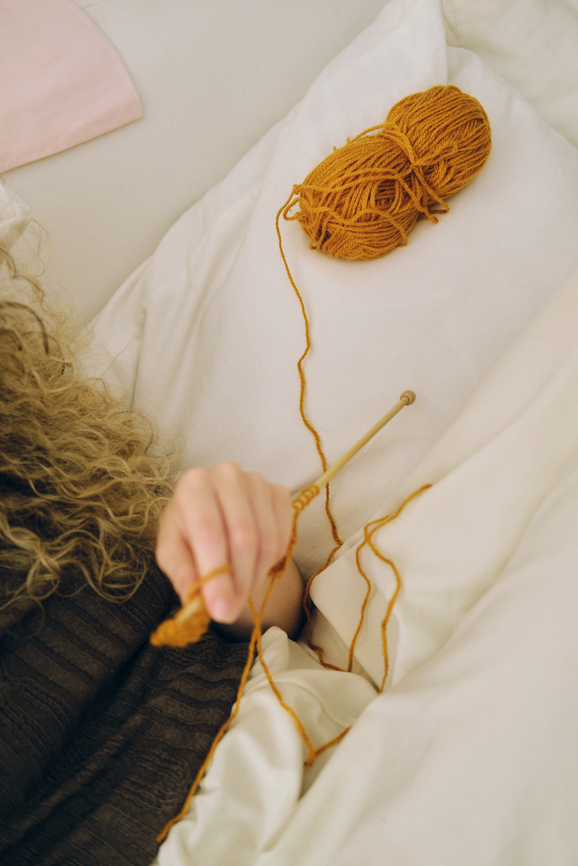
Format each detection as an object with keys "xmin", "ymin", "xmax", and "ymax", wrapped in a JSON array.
[{"xmin": 159, "ymin": 469, "xmax": 238, "ymax": 621}]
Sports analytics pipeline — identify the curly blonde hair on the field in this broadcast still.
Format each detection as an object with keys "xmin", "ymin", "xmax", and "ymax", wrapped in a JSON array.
[{"xmin": 0, "ymin": 246, "xmax": 175, "ymax": 606}]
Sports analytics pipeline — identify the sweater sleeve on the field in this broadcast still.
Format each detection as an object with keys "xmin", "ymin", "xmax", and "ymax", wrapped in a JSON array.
[{"xmin": 0, "ymin": 562, "xmax": 249, "ymax": 866}]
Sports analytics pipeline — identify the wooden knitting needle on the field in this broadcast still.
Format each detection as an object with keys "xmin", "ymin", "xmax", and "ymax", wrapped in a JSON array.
[
  {"xmin": 304, "ymin": 389, "xmax": 416, "ymax": 492},
  {"xmin": 174, "ymin": 597, "xmax": 204, "ymax": 622},
  {"xmin": 176, "ymin": 390, "xmax": 416, "ymax": 622}
]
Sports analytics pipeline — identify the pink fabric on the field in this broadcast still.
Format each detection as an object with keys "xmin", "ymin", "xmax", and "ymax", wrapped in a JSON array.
[{"xmin": 0, "ymin": 0, "xmax": 143, "ymax": 173}]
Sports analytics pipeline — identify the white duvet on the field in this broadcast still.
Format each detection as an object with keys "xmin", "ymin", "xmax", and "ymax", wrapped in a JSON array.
[{"xmin": 157, "ymin": 259, "xmax": 578, "ymax": 866}]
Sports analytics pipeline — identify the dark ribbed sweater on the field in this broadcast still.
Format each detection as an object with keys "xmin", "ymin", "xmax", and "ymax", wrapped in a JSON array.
[{"xmin": 0, "ymin": 562, "xmax": 249, "ymax": 866}]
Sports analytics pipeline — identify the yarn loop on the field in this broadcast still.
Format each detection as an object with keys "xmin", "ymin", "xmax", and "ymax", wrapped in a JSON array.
[{"xmin": 282, "ymin": 85, "xmax": 491, "ymax": 260}]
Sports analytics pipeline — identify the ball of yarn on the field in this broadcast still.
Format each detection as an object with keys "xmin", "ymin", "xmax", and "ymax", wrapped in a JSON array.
[{"xmin": 283, "ymin": 85, "xmax": 491, "ymax": 260}]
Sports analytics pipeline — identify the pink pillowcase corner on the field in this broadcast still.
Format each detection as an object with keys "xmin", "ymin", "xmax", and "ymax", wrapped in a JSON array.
[{"xmin": 0, "ymin": 0, "xmax": 143, "ymax": 174}]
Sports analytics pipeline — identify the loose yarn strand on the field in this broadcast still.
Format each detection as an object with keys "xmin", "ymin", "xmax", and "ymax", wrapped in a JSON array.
[
  {"xmin": 301, "ymin": 546, "xmax": 349, "ymax": 672},
  {"xmin": 286, "ymin": 487, "xmax": 347, "ymax": 672},
  {"xmin": 275, "ymin": 198, "xmax": 343, "ymax": 550},
  {"xmin": 267, "ymin": 483, "xmax": 432, "ymax": 763},
  {"xmin": 156, "ymin": 624, "xmax": 258, "ymax": 842},
  {"xmin": 346, "ymin": 484, "xmax": 432, "ymax": 683},
  {"xmin": 249, "ymin": 596, "xmax": 317, "ymax": 766}
]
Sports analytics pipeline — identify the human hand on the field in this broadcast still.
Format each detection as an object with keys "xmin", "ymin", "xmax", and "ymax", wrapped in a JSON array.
[{"xmin": 156, "ymin": 462, "xmax": 302, "ymax": 636}]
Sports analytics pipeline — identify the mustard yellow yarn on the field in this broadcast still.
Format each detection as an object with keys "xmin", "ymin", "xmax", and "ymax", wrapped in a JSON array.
[{"xmin": 282, "ymin": 85, "xmax": 491, "ymax": 260}]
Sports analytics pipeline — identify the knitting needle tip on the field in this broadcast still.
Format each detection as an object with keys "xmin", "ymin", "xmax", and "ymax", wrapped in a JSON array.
[{"xmin": 300, "ymin": 389, "xmax": 417, "ymax": 495}]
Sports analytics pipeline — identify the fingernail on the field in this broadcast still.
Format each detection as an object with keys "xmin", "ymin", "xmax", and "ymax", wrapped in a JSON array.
[{"xmin": 212, "ymin": 599, "xmax": 230, "ymax": 621}]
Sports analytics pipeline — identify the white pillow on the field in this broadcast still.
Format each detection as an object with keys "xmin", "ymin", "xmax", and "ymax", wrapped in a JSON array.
[
  {"xmin": 86, "ymin": 0, "xmax": 578, "ymax": 576},
  {"xmin": 442, "ymin": 0, "xmax": 578, "ymax": 149}
]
